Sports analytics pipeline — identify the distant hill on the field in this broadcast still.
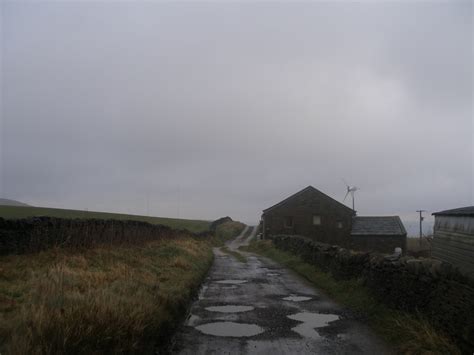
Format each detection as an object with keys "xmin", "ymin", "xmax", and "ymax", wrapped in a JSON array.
[
  {"xmin": 0, "ymin": 205, "xmax": 210, "ymax": 233},
  {"xmin": 0, "ymin": 198, "xmax": 31, "ymax": 207}
]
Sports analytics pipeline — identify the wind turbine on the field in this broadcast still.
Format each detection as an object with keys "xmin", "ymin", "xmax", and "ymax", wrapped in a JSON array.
[{"xmin": 342, "ymin": 179, "xmax": 359, "ymax": 213}]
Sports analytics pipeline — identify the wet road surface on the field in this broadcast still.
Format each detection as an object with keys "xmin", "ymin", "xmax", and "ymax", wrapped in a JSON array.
[{"xmin": 172, "ymin": 227, "xmax": 390, "ymax": 354}]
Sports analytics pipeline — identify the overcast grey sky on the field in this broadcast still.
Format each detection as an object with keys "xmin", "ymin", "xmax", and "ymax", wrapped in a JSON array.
[{"xmin": 1, "ymin": 1, "xmax": 473, "ymax": 233}]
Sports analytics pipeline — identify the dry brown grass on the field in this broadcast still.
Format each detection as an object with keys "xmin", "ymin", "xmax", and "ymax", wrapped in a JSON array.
[
  {"xmin": 393, "ymin": 314, "xmax": 459, "ymax": 354},
  {"xmin": 0, "ymin": 236, "xmax": 213, "ymax": 354}
]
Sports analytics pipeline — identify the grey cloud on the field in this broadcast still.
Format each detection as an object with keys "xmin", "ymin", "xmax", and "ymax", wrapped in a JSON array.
[{"xmin": 1, "ymin": 1, "xmax": 472, "ymax": 231}]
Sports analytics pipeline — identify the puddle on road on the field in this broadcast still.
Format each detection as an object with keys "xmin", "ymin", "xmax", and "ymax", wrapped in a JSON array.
[
  {"xmin": 266, "ymin": 273, "xmax": 280, "ymax": 277},
  {"xmin": 287, "ymin": 312, "xmax": 339, "ymax": 339},
  {"xmin": 195, "ymin": 322, "xmax": 264, "ymax": 337},
  {"xmin": 205, "ymin": 305, "xmax": 254, "ymax": 313},
  {"xmin": 215, "ymin": 279, "xmax": 248, "ymax": 285},
  {"xmin": 198, "ymin": 285, "xmax": 208, "ymax": 300},
  {"xmin": 186, "ymin": 314, "xmax": 200, "ymax": 326},
  {"xmin": 282, "ymin": 295, "xmax": 312, "ymax": 302}
]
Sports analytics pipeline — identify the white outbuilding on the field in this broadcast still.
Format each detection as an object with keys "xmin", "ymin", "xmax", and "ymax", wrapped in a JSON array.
[{"xmin": 432, "ymin": 206, "xmax": 474, "ymax": 277}]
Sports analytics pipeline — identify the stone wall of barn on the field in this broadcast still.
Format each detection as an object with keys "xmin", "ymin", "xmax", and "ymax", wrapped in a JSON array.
[
  {"xmin": 0, "ymin": 217, "xmax": 211, "ymax": 255},
  {"xmin": 271, "ymin": 235, "xmax": 474, "ymax": 352},
  {"xmin": 263, "ymin": 189, "xmax": 353, "ymax": 245}
]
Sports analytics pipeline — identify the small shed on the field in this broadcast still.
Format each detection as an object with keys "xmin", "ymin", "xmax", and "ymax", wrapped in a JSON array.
[
  {"xmin": 350, "ymin": 216, "xmax": 407, "ymax": 254},
  {"xmin": 432, "ymin": 206, "xmax": 474, "ymax": 277}
]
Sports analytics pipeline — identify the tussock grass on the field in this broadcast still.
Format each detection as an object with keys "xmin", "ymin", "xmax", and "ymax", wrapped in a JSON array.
[
  {"xmin": 242, "ymin": 240, "xmax": 460, "ymax": 355},
  {"xmin": 0, "ymin": 236, "xmax": 213, "ymax": 354}
]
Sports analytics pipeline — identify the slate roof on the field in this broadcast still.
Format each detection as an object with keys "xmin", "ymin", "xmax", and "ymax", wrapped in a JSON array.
[
  {"xmin": 262, "ymin": 186, "xmax": 354, "ymax": 214},
  {"xmin": 432, "ymin": 206, "xmax": 474, "ymax": 217},
  {"xmin": 351, "ymin": 216, "xmax": 407, "ymax": 236}
]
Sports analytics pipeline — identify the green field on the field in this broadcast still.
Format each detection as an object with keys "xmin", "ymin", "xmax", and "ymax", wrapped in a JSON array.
[{"xmin": 0, "ymin": 206, "xmax": 210, "ymax": 233}]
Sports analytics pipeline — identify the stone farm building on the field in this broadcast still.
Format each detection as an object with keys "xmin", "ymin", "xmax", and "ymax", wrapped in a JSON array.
[
  {"xmin": 432, "ymin": 206, "xmax": 474, "ymax": 277},
  {"xmin": 261, "ymin": 186, "xmax": 407, "ymax": 254}
]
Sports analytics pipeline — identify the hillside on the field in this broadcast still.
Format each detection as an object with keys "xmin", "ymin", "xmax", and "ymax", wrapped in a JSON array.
[
  {"xmin": 0, "ymin": 198, "xmax": 31, "ymax": 207},
  {"xmin": 0, "ymin": 205, "xmax": 210, "ymax": 233}
]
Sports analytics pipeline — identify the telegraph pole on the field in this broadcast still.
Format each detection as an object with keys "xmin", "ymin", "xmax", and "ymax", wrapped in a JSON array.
[
  {"xmin": 177, "ymin": 184, "xmax": 181, "ymax": 218},
  {"xmin": 146, "ymin": 195, "xmax": 150, "ymax": 216},
  {"xmin": 416, "ymin": 210, "xmax": 426, "ymax": 247}
]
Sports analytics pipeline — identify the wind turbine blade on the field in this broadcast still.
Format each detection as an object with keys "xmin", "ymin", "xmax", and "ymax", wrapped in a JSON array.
[
  {"xmin": 342, "ymin": 178, "xmax": 349, "ymax": 187},
  {"xmin": 343, "ymin": 190, "xmax": 350, "ymax": 202}
]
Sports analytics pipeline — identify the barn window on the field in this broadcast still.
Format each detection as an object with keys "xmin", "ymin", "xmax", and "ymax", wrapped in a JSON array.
[
  {"xmin": 313, "ymin": 215, "xmax": 321, "ymax": 225},
  {"xmin": 337, "ymin": 221, "xmax": 343, "ymax": 229},
  {"xmin": 284, "ymin": 216, "xmax": 294, "ymax": 228}
]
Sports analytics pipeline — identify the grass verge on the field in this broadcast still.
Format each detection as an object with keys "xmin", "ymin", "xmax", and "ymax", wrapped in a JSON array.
[
  {"xmin": 0, "ymin": 236, "xmax": 214, "ymax": 354},
  {"xmin": 220, "ymin": 246, "xmax": 246, "ymax": 263},
  {"xmin": 242, "ymin": 240, "xmax": 460, "ymax": 355},
  {"xmin": 0, "ymin": 206, "xmax": 210, "ymax": 233}
]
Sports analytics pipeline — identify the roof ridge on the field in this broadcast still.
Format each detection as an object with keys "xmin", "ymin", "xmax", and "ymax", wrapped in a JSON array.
[
  {"xmin": 262, "ymin": 186, "xmax": 314, "ymax": 213},
  {"xmin": 262, "ymin": 186, "xmax": 353, "ymax": 214},
  {"xmin": 433, "ymin": 206, "xmax": 474, "ymax": 216}
]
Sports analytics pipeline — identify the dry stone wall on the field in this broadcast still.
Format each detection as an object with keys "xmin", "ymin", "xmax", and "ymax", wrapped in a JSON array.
[
  {"xmin": 0, "ymin": 217, "xmax": 211, "ymax": 255},
  {"xmin": 209, "ymin": 216, "xmax": 233, "ymax": 231},
  {"xmin": 271, "ymin": 235, "xmax": 474, "ymax": 352}
]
